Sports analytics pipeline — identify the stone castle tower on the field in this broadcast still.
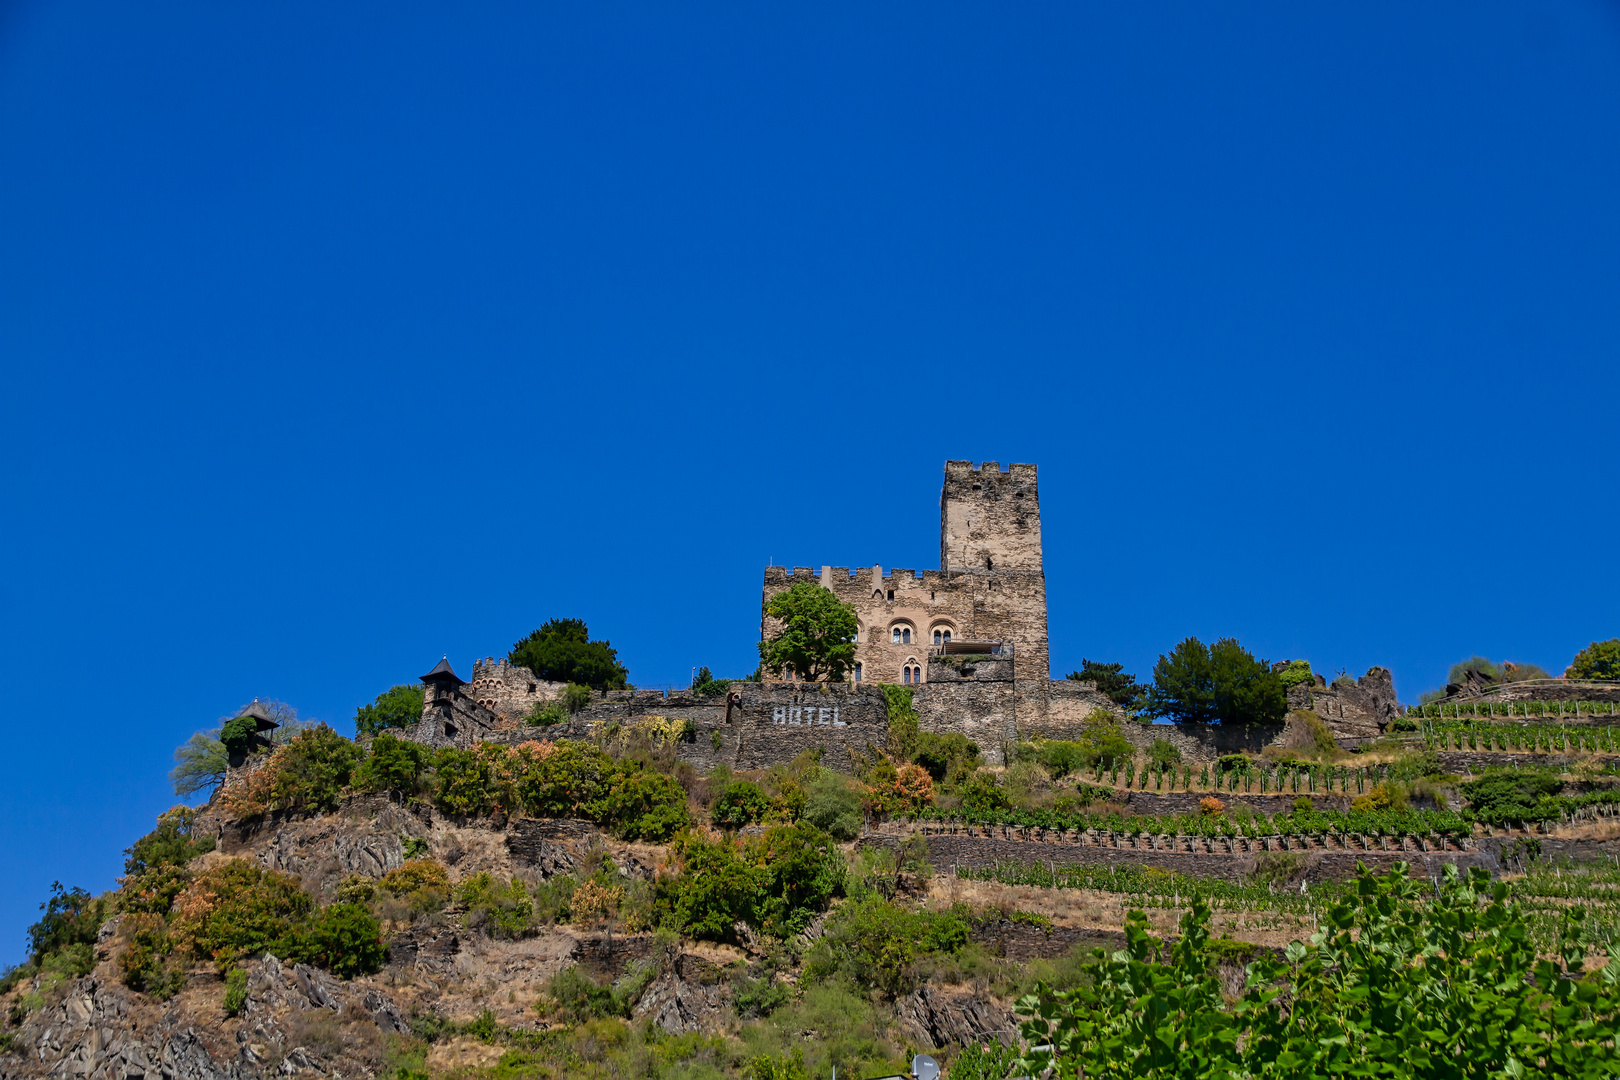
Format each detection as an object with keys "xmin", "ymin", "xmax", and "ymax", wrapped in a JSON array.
[{"xmin": 761, "ymin": 461, "xmax": 1050, "ymax": 685}]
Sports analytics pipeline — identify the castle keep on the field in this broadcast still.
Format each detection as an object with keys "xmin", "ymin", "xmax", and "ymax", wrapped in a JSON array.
[{"xmin": 761, "ymin": 461, "xmax": 1050, "ymax": 686}]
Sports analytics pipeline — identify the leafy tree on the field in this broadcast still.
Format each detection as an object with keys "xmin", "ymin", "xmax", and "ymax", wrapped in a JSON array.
[
  {"xmin": 589, "ymin": 764, "xmax": 691, "ymax": 842},
  {"xmin": 1072, "ymin": 709, "xmax": 1136, "ymax": 767},
  {"xmin": 351, "ymin": 731, "xmax": 429, "ymax": 794},
  {"xmin": 170, "ymin": 730, "xmax": 228, "ymax": 799},
  {"xmin": 509, "ymin": 618, "xmax": 629, "ymax": 690},
  {"xmin": 283, "ymin": 902, "xmax": 385, "ymax": 978},
  {"xmin": 27, "ymin": 882, "xmax": 103, "ymax": 965},
  {"xmin": 353, "ymin": 684, "xmax": 424, "ymax": 736},
  {"xmin": 912, "ymin": 731, "xmax": 979, "ymax": 782},
  {"xmin": 748, "ymin": 823, "xmax": 845, "ymax": 936},
  {"xmin": 1500, "ymin": 660, "xmax": 1552, "ymax": 682},
  {"xmin": 757, "ymin": 583, "xmax": 858, "ymax": 682},
  {"xmin": 267, "ymin": 725, "xmax": 365, "ymax": 813},
  {"xmin": 218, "ymin": 714, "xmax": 261, "ymax": 762},
  {"xmin": 659, "ymin": 833, "xmax": 766, "ymax": 942},
  {"xmin": 881, "ymin": 684, "xmax": 919, "ymax": 760},
  {"xmin": 124, "ymin": 806, "xmax": 214, "ymax": 875},
  {"xmin": 1065, "ymin": 659, "xmax": 1146, "ymax": 709},
  {"xmin": 691, "ymin": 666, "xmax": 731, "ymax": 697},
  {"xmin": 169, "ymin": 860, "xmax": 313, "ymax": 967},
  {"xmin": 1145, "ymin": 637, "xmax": 1286, "ymax": 725},
  {"xmin": 1567, "ymin": 638, "xmax": 1620, "ymax": 681},
  {"xmin": 801, "ymin": 769, "xmax": 863, "ymax": 840}
]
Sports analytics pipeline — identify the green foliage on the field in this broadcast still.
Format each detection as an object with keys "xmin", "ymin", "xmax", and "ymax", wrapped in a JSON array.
[
  {"xmin": 380, "ymin": 859, "xmax": 451, "ymax": 913},
  {"xmin": 219, "ymin": 713, "xmax": 261, "ymax": 760},
  {"xmin": 801, "ymin": 768, "xmax": 863, "ymax": 841},
  {"xmin": 659, "ymin": 833, "xmax": 765, "ymax": 942},
  {"xmin": 747, "ymin": 1048, "xmax": 808, "ymax": 1080},
  {"xmin": 170, "ymin": 730, "xmax": 228, "ymax": 798},
  {"xmin": 912, "ymin": 731, "xmax": 980, "ymax": 781},
  {"xmin": 757, "ymin": 582, "xmax": 859, "ymax": 682},
  {"xmin": 1501, "ymin": 660, "xmax": 1552, "ymax": 682},
  {"xmin": 171, "ymin": 860, "xmax": 313, "ymax": 967},
  {"xmin": 691, "ymin": 667, "xmax": 731, "ymax": 697},
  {"xmin": 124, "ymin": 806, "xmax": 215, "ymax": 875},
  {"xmin": 547, "ymin": 964, "xmax": 638, "ymax": 1021},
  {"xmin": 1274, "ymin": 659, "xmax": 1314, "ymax": 689},
  {"xmin": 119, "ymin": 865, "xmax": 192, "ymax": 916},
  {"xmin": 749, "ymin": 823, "xmax": 845, "ymax": 937},
  {"xmin": 117, "ymin": 913, "xmax": 184, "ymax": 998},
  {"xmin": 353, "ymin": 684, "xmax": 425, "ymax": 737},
  {"xmin": 268, "ymin": 724, "xmax": 365, "ymax": 812},
  {"xmin": 952, "ymin": 1041, "xmax": 1023, "ymax": 1080},
  {"xmin": 282, "ymin": 902, "xmax": 385, "ymax": 978},
  {"xmin": 351, "ymin": 731, "xmax": 429, "ymax": 794},
  {"xmin": 1567, "ymin": 638, "xmax": 1620, "ymax": 681},
  {"xmin": 1072, "ymin": 709, "xmax": 1135, "ymax": 768},
  {"xmin": 712, "ymin": 780, "xmax": 773, "ymax": 829},
  {"xmin": 1146, "ymin": 637, "xmax": 1287, "ymax": 725},
  {"xmin": 1448, "ymin": 654, "xmax": 1504, "ymax": 685},
  {"xmin": 222, "ymin": 967, "xmax": 248, "ymax": 1016},
  {"xmin": 563, "ymin": 682, "xmax": 593, "ymax": 711},
  {"xmin": 27, "ymin": 882, "xmax": 104, "ymax": 965},
  {"xmin": 957, "ymin": 769, "xmax": 1010, "ymax": 812},
  {"xmin": 1148, "ymin": 738, "xmax": 1182, "ymax": 768},
  {"xmin": 1460, "ymin": 768, "xmax": 1567, "ymax": 825},
  {"xmin": 458, "ymin": 873, "xmax": 536, "ymax": 938},
  {"xmin": 1013, "ymin": 863, "xmax": 1620, "ymax": 1080},
  {"xmin": 881, "ymin": 684, "xmax": 920, "ymax": 760},
  {"xmin": 803, "ymin": 894, "xmax": 969, "ymax": 998},
  {"xmin": 509, "ymin": 618, "xmax": 629, "ymax": 690},
  {"xmin": 589, "ymin": 764, "xmax": 691, "ymax": 842},
  {"xmin": 1065, "ymin": 659, "xmax": 1146, "ymax": 709}
]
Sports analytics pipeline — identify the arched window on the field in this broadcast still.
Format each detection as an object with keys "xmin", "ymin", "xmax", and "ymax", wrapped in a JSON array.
[
  {"xmin": 933, "ymin": 630, "xmax": 942, "ymax": 645},
  {"xmin": 854, "ymin": 662, "xmax": 863, "ymax": 682},
  {"xmin": 902, "ymin": 627, "xmax": 911, "ymax": 644},
  {"xmin": 892, "ymin": 627, "xmax": 902, "ymax": 644},
  {"xmin": 942, "ymin": 630, "xmax": 951, "ymax": 644},
  {"xmin": 902, "ymin": 665, "xmax": 912, "ymax": 684}
]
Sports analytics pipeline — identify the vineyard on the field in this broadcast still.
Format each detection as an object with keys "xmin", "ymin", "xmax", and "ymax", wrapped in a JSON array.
[
  {"xmin": 1063, "ymin": 754, "xmax": 1474, "ymax": 795},
  {"xmin": 1408, "ymin": 698, "xmax": 1619, "ymax": 719},
  {"xmin": 1418, "ymin": 719, "xmax": 1620, "ymax": 754},
  {"xmin": 954, "ymin": 857, "xmax": 1620, "ymax": 955}
]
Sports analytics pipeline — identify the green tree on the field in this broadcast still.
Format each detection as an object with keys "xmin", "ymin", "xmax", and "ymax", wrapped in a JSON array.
[
  {"xmin": 757, "ymin": 582, "xmax": 858, "ymax": 682},
  {"xmin": 509, "ymin": 618, "xmax": 629, "ymax": 690},
  {"xmin": 1447, "ymin": 655, "xmax": 1503, "ymax": 685},
  {"xmin": 124, "ymin": 806, "xmax": 214, "ymax": 874},
  {"xmin": 27, "ymin": 882, "xmax": 103, "ymax": 966},
  {"xmin": 1274, "ymin": 659, "xmax": 1314, "ymax": 689},
  {"xmin": 218, "ymin": 714, "xmax": 261, "ymax": 762},
  {"xmin": 170, "ymin": 730, "xmax": 228, "ymax": 799},
  {"xmin": 881, "ymin": 684, "xmax": 919, "ymax": 760},
  {"xmin": 1065, "ymin": 659, "xmax": 1146, "ymax": 709},
  {"xmin": 1567, "ymin": 638, "xmax": 1620, "ymax": 681},
  {"xmin": 353, "ymin": 684, "xmax": 424, "ymax": 736},
  {"xmin": 1145, "ymin": 637, "xmax": 1286, "ymax": 725},
  {"xmin": 351, "ymin": 732, "xmax": 429, "ymax": 794}
]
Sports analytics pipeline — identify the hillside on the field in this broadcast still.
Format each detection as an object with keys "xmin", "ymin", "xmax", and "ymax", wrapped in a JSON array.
[{"xmin": 1, "ymin": 705, "xmax": 1618, "ymax": 1080}]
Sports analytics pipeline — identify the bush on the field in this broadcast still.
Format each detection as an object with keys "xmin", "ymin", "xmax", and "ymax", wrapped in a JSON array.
[
  {"xmin": 117, "ymin": 913, "xmax": 185, "ymax": 998},
  {"xmin": 712, "ymin": 780, "xmax": 774, "ymax": 829},
  {"xmin": 881, "ymin": 684, "xmax": 920, "ymax": 761},
  {"xmin": 124, "ymin": 806, "xmax": 215, "ymax": 875},
  {"xmin": 458, "ymin": 874, "xmax": 535, "ymax": 939},
  {"xmin": 867, "ymin": 762, "xmax": 934, "ymax": 815},
  {"xmin": 1352, "ymin": 781, "xmax": 1409, "ymax": 812},
  {"xmin": 748, "ymin": 823, "xmax": 845, "ymax": 936},
  {"xmin": 802, "ymin": 894, "xmax": 968, "ymax": 998},
  {"xmin": 119, "ymin": 865, "xmax": 192, "ymax": 916},
  {"xmin": 283, "ymin": 903, "xmax": 385, "ymax": 978},
  {"xmin": 353, "ymin": 684, "xmax": 425, "ymax": 737},
  {"xmin": 170, "ymin": 860, "xmax": 313, "ymax": 967},
  {"xmin": 912, "ymin": 731, "xmax": 980, "ymax": 781},
  {"xmin": 1460, "ymin": 769, "xmax": 1565, "ymax": 825},
  {"xmin": 691, "ymin": 667, "xmax": 731, "ymax": 697},
  {"xmin": 224, "ymin": 725, "xmax": 364, "ymax": 818},
  {"xmin": 1148, "ymin": 738, "xmax": 1182, "ymax": 768},
  {"xmin": 352, "ymin": 732, "xmax": 429, "ymax": 794},
  {"xmin": 801, "ymin": 769, "xmax": 863, "ymax": 840},
  {"xmin": 547, "ymin": 964, "xmax": 633, "ymax": 1021},
  {"xmin": 1074, "ymin": 710, "xmax": 1136, "ymax": 767},
  {"xmin": 1275, "ymin": 660, "xmax": 1314, "ymax": 689},
  {"xmin": 223, "ymin": 967, "xmax": 248, "ymax": 1016},
  {"xmin": 956, "ymin": 769, "xmax": 1010, "ymax": 813},
  {"xmin": 380, "ymin": 859, "xmax": 451, "ymax": 913},
  {"xmin": 590, "ymin": 764, "xmax": 691, "ymax": 842},
  {"xmin": 658, "ymin": 834, "xmax": 766, "ymax": 942}
]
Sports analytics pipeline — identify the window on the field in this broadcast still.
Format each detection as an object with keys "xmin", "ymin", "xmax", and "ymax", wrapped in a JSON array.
[
  {"xmin": 892, "ymin": 627, "xmax": 902, "ymax": 644},
  {"xmin": 942, "ymin": 630, "xmax": 951, "ymax": 644},
  {"xmin": 903, "ymin": 627, "xmax": 911, "ymax": 644},
  {"xmin": 933, "ymin": 630, "xmax": 941, "ymax": 645},
  {"xmin": 887, "ymin": 590, "xmax": 894, "ymax": 601},
  {"xmin": 854, "ymin": 662, "xmax": 863, "ymax": 682},
  {"xmin": 903, "ymin": 665, "xmax": 913, "ymax": 684}
]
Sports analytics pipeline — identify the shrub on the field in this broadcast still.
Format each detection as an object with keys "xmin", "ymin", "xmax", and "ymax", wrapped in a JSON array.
[
  {"xmin": 882, "ymin": 684, "xmax": 920, "ymax": 761},
  {"xmin": 912, "ymin": 731, "xmax": 979, "ymax": 781},
  {"xmin": 335, "ymin": 875, "xmax": 375, "ymax": 905},
  {"xmin": 119, "ymin": 865, "xmax": 192, "ymax": 916},
  {"xmin": 658, "ymin": 833, "xmax": 765, "ymax": 942},
  {"xmin": 353, "ymin": 684, "xmax": 425, "ymax": 737},
  {"xmin": 223, "ymin": 967, "xmax": 248, "ymax": 1016},
  {"xmin": 801, "ymin": 769, "xmax": 863, "ymax": 840},
  {"xmin": 1074, "ymin": 710, "xmax": 1136, "ymax": 767},
  {"xmin": 170, "ymin": 860, "xmax": 313, "ymax": 967},
  {"xmin": 1275, "ymin": 660, "xmax": 1314, "ymax": 689},
  {"xmin": 1148, "ymin": 738, "xmax": 1182, "ymax": 768},
  {"xmin": 219, "ymin": 713, "xmax": 261, "ymax": 762},
  {"xmin": 869, "ymin": 762, "xmax": 934, "ymax": 815},
  {"xmin": 1351, "ymin": 781, "xmax": 1408, "ymax": 812},
  {"xmin": 380, "ymin": 859, "xmax": 451, "ymax": 913},
  {"xmin": 352, "ymin": 732, "xmax": 429, "ymax": 794},
  {"xmin": 283, "ymin": 903, "xmax": 385, "ymax": 977},
  {"xmin": 225, "ymin": 726, "xmax": 364, "ymax": 818},
  {"xmin": 1447, "ymin": 655, "xmax": 1503, "ymax": 685},
  {"xmin": 802, "ymin": 895, "xmax": 968, "ymax": 998},
  {"xmin": 691, "ymin": 667, "xmax": 731, "ymax": 697},
  {"xmin": 591, "ymin": 764, "xmax": 691, "ymax": 841},
  {"xmin": 124, "ymin": 806, "xmax": 215, "ymax": 874},
  {"xmin": 747, "ymin": 823, "xmax": 845, "ymax": 936},
  {"xmin": 712, "ymin": 781, "xmax": 774, "ymax": 829},
  {"xmin": 1460, "ymin": 769, "xmax": 1565, "ymax": 825},
  {"xmin": 1199, "ymin": 796, "xmax": 1226, "ymax": 817},
  {"xmin": 563, "ymin": 682, "xmax": 593, "ymax": 711},
  {"xmin": 956, "ymin": 769, "xmax": 1009, "ymax": 813},
  {"xmin": 118, "ymin": 913, "xmax": 185, "ymax": 998},
  {"xmin": 458, "ymin": 874, "xmax": 534, "ymax": 938}
]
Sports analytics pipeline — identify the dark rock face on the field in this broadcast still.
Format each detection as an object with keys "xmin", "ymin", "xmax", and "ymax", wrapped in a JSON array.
[
  {"xmin": 897, "ymin": 986, "xmax": 1016, "ymax": 1049},
  {"xmin": 632, "ymin": 955, "xmax": 730, "ymax": 1035}
]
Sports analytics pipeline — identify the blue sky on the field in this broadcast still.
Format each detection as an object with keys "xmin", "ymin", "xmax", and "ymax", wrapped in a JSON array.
[{"xmin": 2, "ymin": 2, "xmax": 1617, "ymax": 963}]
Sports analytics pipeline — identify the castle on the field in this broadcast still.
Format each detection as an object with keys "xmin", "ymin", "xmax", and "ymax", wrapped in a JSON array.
[
  {"xmin": 761, "ymin": 460, "xmax": 1050, "ymax": 686},
  {"xmin": 402, "ymin": 461, "xmax": 1402, "ymax": 768}
]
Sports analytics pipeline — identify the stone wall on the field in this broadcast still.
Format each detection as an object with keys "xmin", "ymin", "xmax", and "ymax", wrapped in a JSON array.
[
  {"xmin": 467, "ymin": 657, "xmax": 566, "ymax": 720},
  {"xmin": 1443, "ymin": 678, "xmax": 1620, "ymax": 706}
]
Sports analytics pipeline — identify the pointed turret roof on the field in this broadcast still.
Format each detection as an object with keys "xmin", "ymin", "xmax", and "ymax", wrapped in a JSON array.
[
  {"xmin": 422, "ymin": 656, "xmax": 466, "ymax": 685},
  {"xmin": 238, "ymin": 699, "xmax": 279, "ymax": 731}
]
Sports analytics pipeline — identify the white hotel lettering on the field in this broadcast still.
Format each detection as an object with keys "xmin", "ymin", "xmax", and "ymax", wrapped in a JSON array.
[{"xmin": 772, "ymin": 706, "xmax": 845, "ymax": 727}]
